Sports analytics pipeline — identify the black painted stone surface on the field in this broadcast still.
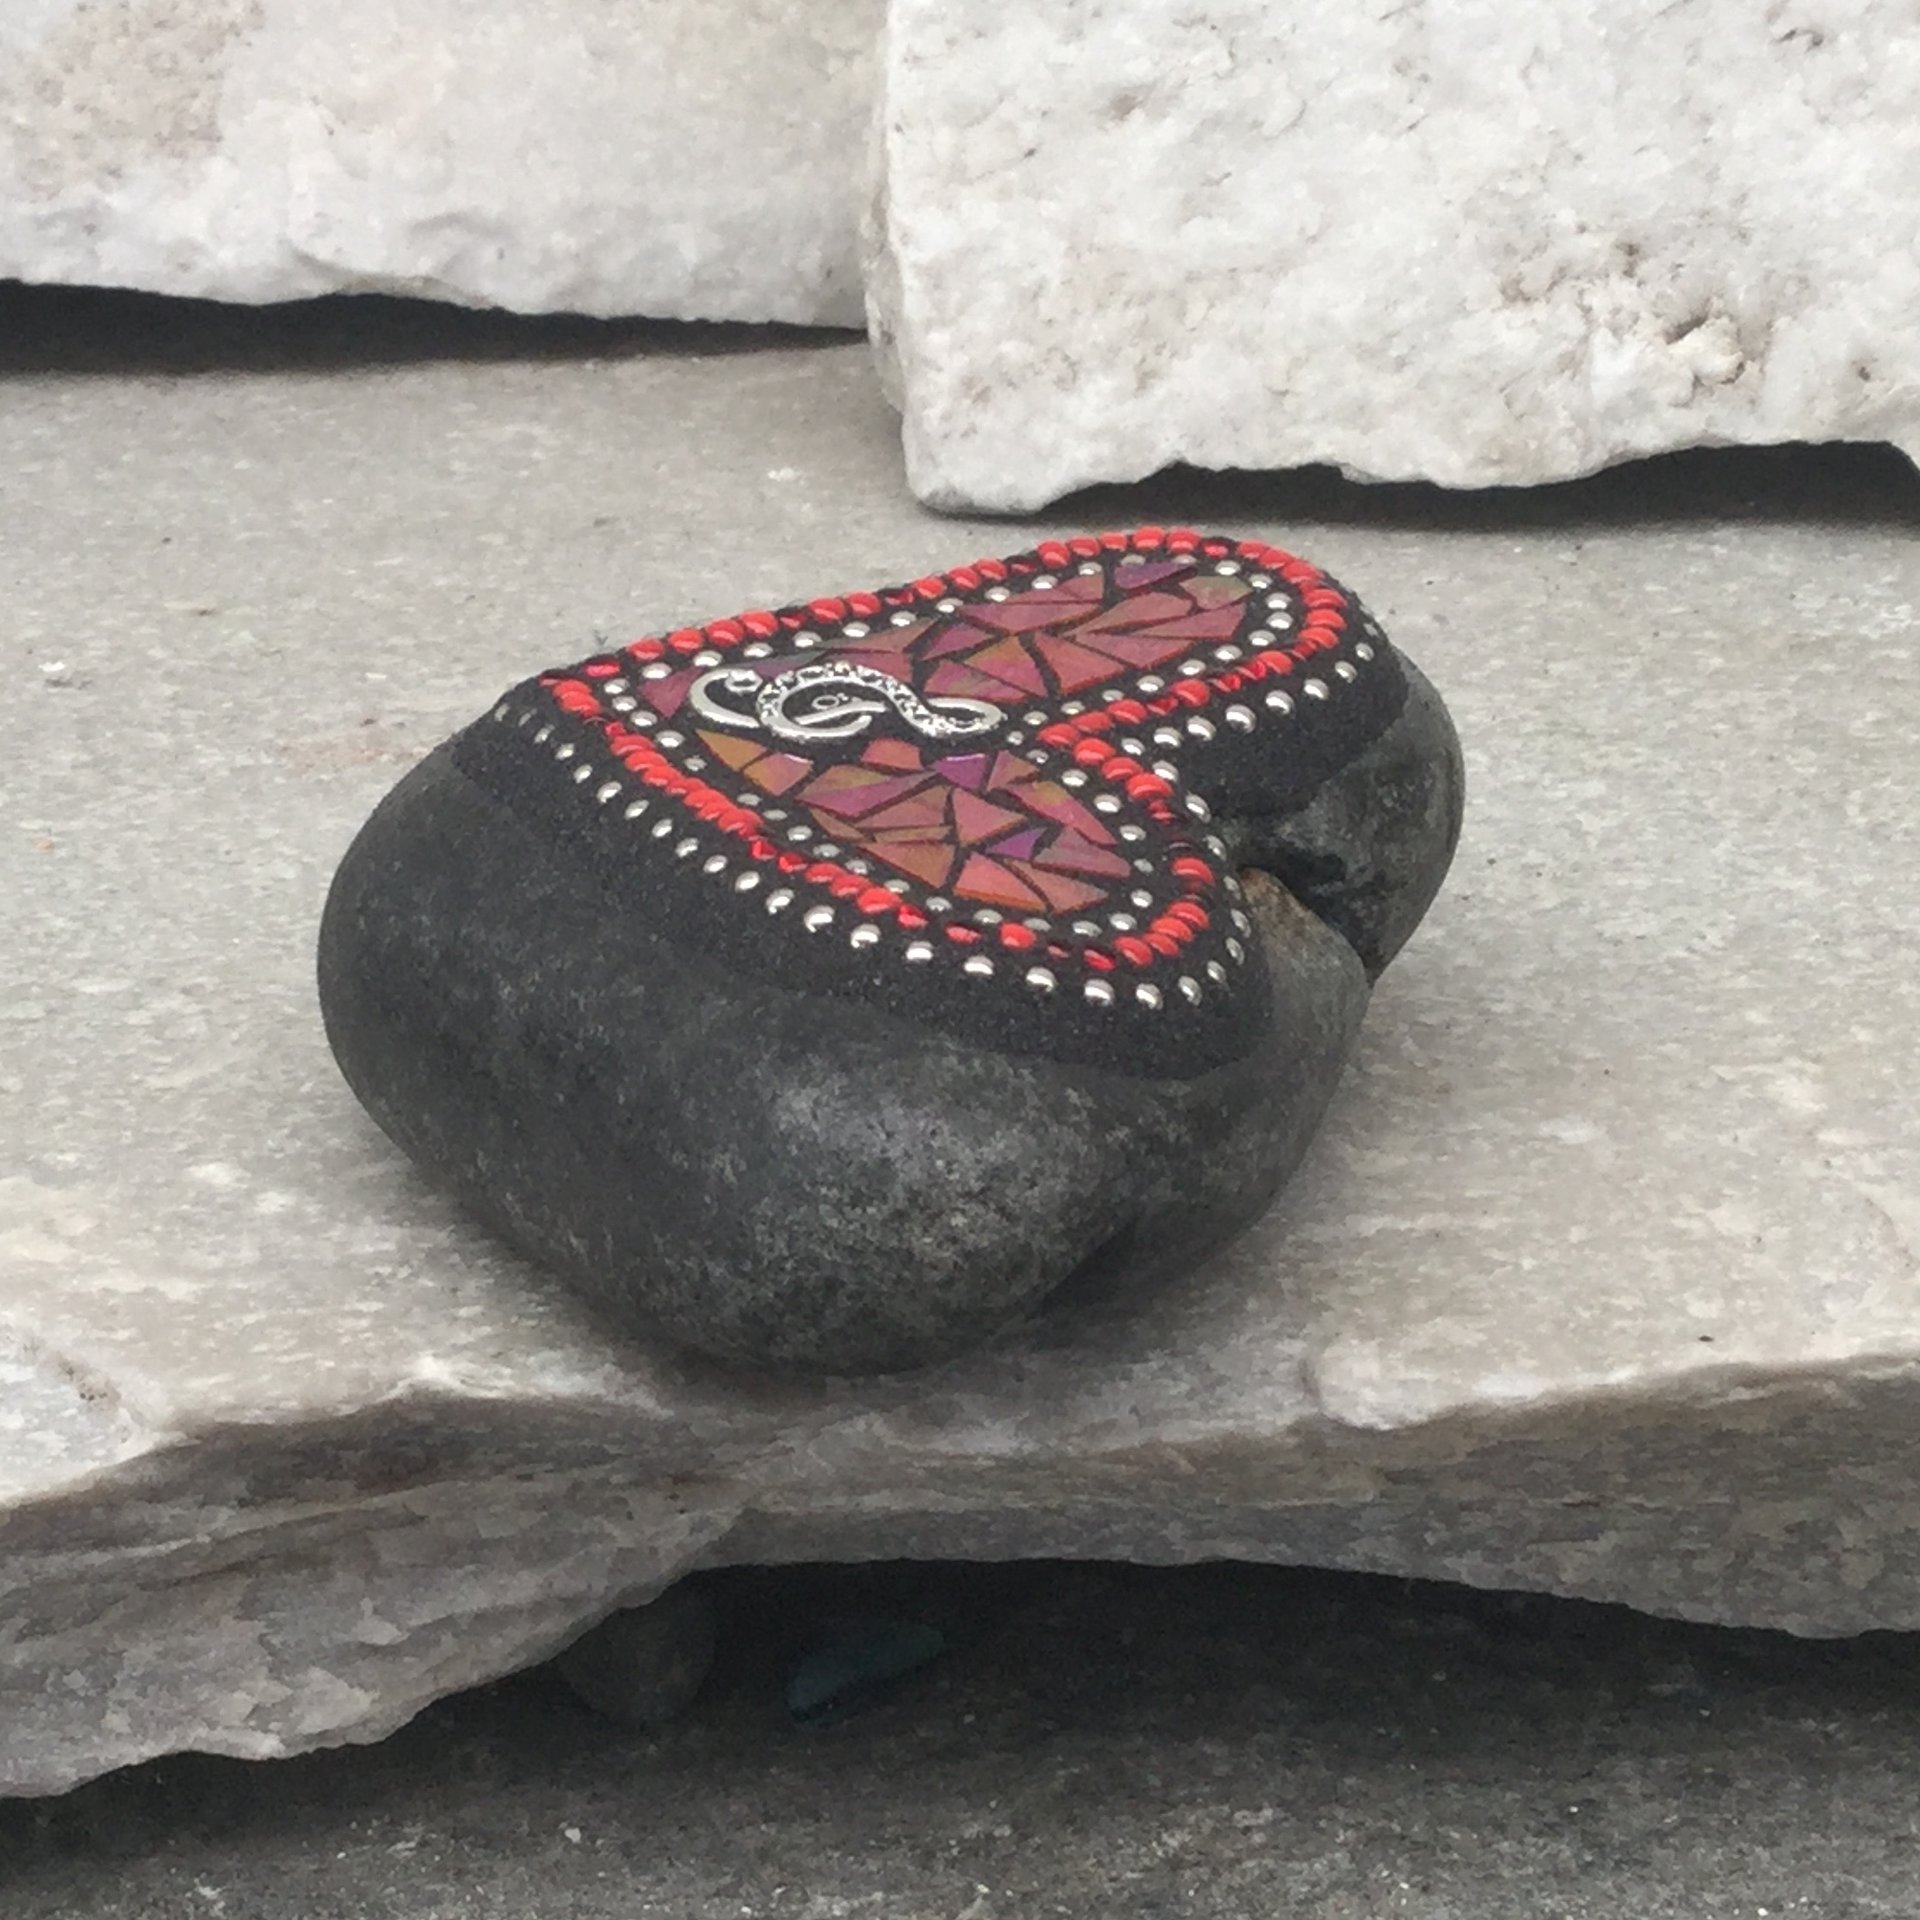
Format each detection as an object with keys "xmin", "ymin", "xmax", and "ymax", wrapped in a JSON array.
[{"xmin": 318, "ymin": 530, "xmax": 1463, "ymax": 1373}]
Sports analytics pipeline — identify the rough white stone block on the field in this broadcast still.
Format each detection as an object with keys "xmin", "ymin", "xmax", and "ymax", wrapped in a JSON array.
[
  {"xmin": 867, "ymin": 0, "xmax": 1920, "ymax": 508},
  {"xmin": 0, "ymin": 0, "xmax": 879, "ymax": 324}
]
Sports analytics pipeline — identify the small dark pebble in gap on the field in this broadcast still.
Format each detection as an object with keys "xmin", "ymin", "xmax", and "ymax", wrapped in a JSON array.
[
  {"xmin": 786, "ymin": 1618, "xmax": 950, "ymax": 1725},
  {"xmin": 553, "ymin": 1579, "xmax": 718, "ymax": 1729}
]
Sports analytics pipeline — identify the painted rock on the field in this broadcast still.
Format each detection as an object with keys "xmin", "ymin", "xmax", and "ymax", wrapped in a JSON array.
[{"xmin": 318, "ymin": 528, "xmax": 1463, "ymax": 1374}]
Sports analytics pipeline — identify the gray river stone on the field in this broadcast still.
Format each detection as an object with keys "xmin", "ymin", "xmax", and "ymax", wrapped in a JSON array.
[{"xmin": 317, "ymin": 534, "xmax": 1462, "ymax": 1373}]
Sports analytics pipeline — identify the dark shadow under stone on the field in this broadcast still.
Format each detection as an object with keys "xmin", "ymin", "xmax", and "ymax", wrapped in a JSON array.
[{"xmin": 4, "ymin": 1563, "xmax": 1917, "ymax": 1920}]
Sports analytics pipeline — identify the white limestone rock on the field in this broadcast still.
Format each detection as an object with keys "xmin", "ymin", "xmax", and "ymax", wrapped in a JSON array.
[
  {"xmin": 867, "ymin": 0, "xmax": 1920, "ymax": 509},
  {"xmin": 0, "ymin": 0, "xmax": 879, "ymax": 324}
]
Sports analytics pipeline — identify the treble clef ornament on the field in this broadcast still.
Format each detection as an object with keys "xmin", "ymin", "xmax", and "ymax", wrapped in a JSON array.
[{"xmin": 688, "ymin": 660, "xmax": 1004, "ymax": 744}]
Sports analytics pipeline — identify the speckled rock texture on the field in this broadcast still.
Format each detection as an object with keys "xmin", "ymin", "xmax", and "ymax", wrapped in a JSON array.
[
  {"xmin": 0, "ymin": 0, "xmax": 879, "ymax": 324},
  {"xmin": 317, "ymin": 534, "xmax": 1462, "ymax": 1374},
  {"xmin": 4, "ymin": 295, "xmax": 1920, "ymax": 1798},
  {"xmin": 866, "ymin": 0, "xmax": 1920, "ymax": 509}
]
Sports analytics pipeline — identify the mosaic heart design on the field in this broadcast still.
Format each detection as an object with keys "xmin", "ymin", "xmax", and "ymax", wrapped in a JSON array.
[
  {"xmin": 459, "ymin": 526, "xmax": 1401, "ymax": 1070},
  {"xmin": 321, "ymin": 525, "xmax": 1461, "ymax": 1375}
]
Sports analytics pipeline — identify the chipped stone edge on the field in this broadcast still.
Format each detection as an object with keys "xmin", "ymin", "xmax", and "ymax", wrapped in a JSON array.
[{"xmin": 7, "ymin": 1354, "xmax": 1920, "ymax": 1796}]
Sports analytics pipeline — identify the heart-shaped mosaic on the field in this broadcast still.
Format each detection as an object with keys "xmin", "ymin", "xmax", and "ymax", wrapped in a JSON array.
[{"xmin": 456, "ymin": 526, "xmax": 1400, "ymax": 1072}]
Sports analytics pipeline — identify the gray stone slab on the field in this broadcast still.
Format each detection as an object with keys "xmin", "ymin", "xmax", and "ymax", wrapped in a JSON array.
[{"xmin": 3, "ymin": 290, "xmax": 1919, "ymax": 1796}]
